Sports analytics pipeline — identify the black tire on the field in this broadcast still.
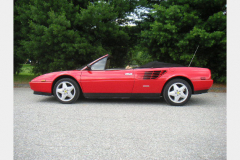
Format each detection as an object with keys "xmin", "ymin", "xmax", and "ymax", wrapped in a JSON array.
[
  {"xmin": 53, "ymin": 78, "xmax": 80, "ymax": 104},
  {"xmin": 163, "ymin": 79, "xmax": 192, "ymax": 106}
]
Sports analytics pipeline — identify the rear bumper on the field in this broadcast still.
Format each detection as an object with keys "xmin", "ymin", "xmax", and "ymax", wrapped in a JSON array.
[{"xmin": 192, "ymin": 79, "xmax": 213, "ymax": 93}]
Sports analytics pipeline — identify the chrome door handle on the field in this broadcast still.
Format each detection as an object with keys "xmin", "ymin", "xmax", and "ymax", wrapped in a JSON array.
[{"xmin": 125, "ymin": 73, "xmax": 132, "ymax": 75}]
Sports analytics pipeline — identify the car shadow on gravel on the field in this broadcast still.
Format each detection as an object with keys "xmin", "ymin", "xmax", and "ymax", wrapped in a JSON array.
[
  {"xmin": 79, "ymin": 98, "xmax": 166, "ymax": 104},
  {"xmin": 36, "ymin": 95, "xmax": 210, "ymax": 107},
  {"xmin": 186, "ymin": 95, "xmax": 209, "ymax": 106},
  {"xmin": 36, "ymin": 96, "xmax": 57, "ymax": 103},
  {"xmin": 36, "ymin": 95, "xmax": 168, "ymax": 105}
]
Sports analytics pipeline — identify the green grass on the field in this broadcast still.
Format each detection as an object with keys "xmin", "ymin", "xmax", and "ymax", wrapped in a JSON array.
[
  {"xmin": 14, "ymin": 64, "xmax": 38, "ymax": 84},
  {"xmin": 19, "ymin": 64, "xmax": 34, "ymax": 75},
  {"xmin": 14, "ymin": 75, "xmax": 38, "ymax": 84}
]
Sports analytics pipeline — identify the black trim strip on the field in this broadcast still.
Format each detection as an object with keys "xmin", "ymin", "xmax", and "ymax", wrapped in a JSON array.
[
  {"xmin": 193, "ymin": 89, "xmax": 208, "ymax": 94},
  {"xmin": 83, "ymin": 93, "xmax": 161, "ymax": 99},
  {"xmin": 131, "ymin": 93, "xmax": 161, "ymax": 98},
  {"xmin": 34, "ymin": 91, "xmax": 52, "ymax": 96}
]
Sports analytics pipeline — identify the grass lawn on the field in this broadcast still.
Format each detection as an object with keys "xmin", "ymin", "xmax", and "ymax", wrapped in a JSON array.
[{"xmin": 14, "ymin": 64, "xmax": 38, "ymax": 84}]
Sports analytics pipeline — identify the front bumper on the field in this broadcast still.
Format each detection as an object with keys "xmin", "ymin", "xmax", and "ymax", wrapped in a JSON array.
[{"xmin": 29, "ymin": 81, "xmax": 52, "ymax": 94}]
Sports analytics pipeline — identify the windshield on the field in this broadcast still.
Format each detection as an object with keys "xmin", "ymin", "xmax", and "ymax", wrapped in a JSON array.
[{"xmin": 76, "ymin": 54, "xmax": 109, "ymax": 70}]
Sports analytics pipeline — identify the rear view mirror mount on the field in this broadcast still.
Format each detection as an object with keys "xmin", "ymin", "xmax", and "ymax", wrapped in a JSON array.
[{"xmin": 86, "ymin": 64, "xmax": 91, "ymax": 70}]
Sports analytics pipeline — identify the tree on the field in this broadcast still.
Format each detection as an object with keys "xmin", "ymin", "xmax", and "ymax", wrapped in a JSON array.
[
  {"xmin": 15, "ymin": 0, "xmax": 138, "ymax": 74},
  {"xmin": 14, "ymin": 0, "xmax": 28, "ymax": 74},
  {"xmin": 141, "ymin": 0, "xmax": 226, "ymax": 82},
  {"xmin": 75, "ymin": 1, "xmax": 131, "ymax": 67}
]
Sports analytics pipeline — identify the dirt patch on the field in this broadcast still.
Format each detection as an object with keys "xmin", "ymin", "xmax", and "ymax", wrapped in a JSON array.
[
  {"xmin": 209, "ymin": 83, "xmax": 226, "ymax": 93},
  {"xmin": 14, "ymin": 83, "xmax": 30, "ymax": 88}
]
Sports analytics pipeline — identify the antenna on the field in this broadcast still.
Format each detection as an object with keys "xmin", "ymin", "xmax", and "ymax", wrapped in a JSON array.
[{"xmin": 188, "ymin": 45, "xmax": 199, "ymax": 67}]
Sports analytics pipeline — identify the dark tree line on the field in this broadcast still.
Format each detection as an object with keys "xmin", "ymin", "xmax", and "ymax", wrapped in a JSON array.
[{"xmin": 14, "ymin": 0, "xmax": 226, "ymax": 82}]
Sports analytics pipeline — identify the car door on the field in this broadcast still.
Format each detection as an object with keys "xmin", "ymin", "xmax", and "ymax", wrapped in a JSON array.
[{"xmin": 80, "ymin": 57, "xmax": 135, "ymax": 97}]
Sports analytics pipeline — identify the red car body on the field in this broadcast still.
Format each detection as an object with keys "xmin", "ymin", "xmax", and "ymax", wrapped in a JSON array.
[{"xmin": 30, "ymin": 54, "xmax": 213, "ymax": 105}]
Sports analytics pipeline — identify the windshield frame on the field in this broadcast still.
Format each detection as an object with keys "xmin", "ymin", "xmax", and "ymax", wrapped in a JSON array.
[{"xmin": 77, "ymin": 54, "xmax": 109, "ymax": 71}]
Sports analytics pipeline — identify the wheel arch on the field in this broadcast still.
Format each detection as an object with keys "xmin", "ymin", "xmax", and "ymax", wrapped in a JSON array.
[
  {"xmin": 161, "ymin": 76, "xmax": 194, "ymax": 96},
  {"xmin": 51, "ymin": 75, "xmax": 82, "ymax": 94}
]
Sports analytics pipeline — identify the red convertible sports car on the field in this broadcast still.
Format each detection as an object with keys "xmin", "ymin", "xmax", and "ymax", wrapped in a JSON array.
[{"xmin": 30, "ymin": 54, "xmax": 213, "ymax": 106}]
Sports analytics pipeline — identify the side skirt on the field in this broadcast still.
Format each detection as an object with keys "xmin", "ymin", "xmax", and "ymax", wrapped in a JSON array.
[{"xmin": 83, "ymin": 93, "xmax": 161, "ymax": 99}]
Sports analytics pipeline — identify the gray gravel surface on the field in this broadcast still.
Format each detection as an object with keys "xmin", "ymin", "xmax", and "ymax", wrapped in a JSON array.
[{"xmin": 14, "ymin": 88, "xmax": 226, "ymax": 160}]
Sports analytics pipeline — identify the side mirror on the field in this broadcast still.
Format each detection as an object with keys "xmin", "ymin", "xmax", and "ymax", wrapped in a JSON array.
[{"xmin": 86, "ymin": 64, "xmax": 91, "ymax": 70}]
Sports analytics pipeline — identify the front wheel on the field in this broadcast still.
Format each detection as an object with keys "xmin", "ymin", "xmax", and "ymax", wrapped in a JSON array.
[
  {"xmin": 163, "ymin": 79, "xmax": 192, "ymax": 106},
  {"xmin": 53, "ymin": 78, "xmax": 80, "ymax": 104}
]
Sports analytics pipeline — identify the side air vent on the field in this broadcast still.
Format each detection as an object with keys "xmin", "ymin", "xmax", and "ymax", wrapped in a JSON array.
[{"xmin": 140, "ymin": 70, "xmax": 167, "ymax": 80}]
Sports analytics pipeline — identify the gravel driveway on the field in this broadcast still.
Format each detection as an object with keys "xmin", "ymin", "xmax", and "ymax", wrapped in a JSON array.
[{"xmin": 14, "ymin": 88, "xmax": 226, "ymax": 160}]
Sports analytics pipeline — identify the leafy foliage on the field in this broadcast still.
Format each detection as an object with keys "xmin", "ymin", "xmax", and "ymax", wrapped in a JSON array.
[
  {"xmin": 14, "ymin": 0, "xmax": 226, "ymax": 83},
  {"xmin": 15, "ymin": 0, "xmax": 136, "ymax": 74},
  {"xmin": 141, "ymin": 0, "xmax": 226, "ymax": 82}
]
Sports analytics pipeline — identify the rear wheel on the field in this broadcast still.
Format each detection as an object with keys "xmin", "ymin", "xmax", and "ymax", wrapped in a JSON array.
[
  {"xmin": 163, "ymin": 79, "xmax": 192, "ymax": 106},
  {"xmin": 53, "ymin": 78, "xmax": 80, "ymax": 104}
]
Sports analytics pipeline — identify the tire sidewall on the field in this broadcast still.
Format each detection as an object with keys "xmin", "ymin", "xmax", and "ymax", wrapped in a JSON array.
[
  {"xmin": 53, "ymin": 78, "xmax": 80, "ymax": 104},
  {"xmin": 163, "ymin": 79, "xmax": 192, "ymax": 106}
]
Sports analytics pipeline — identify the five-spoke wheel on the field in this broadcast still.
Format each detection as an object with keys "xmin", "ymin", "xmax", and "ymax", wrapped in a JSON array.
[
  {"xmin": 53, "ymin": 78, "xmax": 80, "ymax": 104},
  {"xmin": 163, "ymin": 79, "xmax": 192, "ymax": 106}
]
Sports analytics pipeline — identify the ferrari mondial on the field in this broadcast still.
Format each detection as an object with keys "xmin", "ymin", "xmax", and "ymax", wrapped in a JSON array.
[{"xmin": 30, "ymin": 54, "xmax": 213, "ymax": 106}]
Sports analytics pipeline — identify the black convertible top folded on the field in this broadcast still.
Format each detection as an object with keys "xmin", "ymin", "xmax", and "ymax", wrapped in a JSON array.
[{"xmin": 138, "ymin": 61, "xmax": 184, "ymax": 68}]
